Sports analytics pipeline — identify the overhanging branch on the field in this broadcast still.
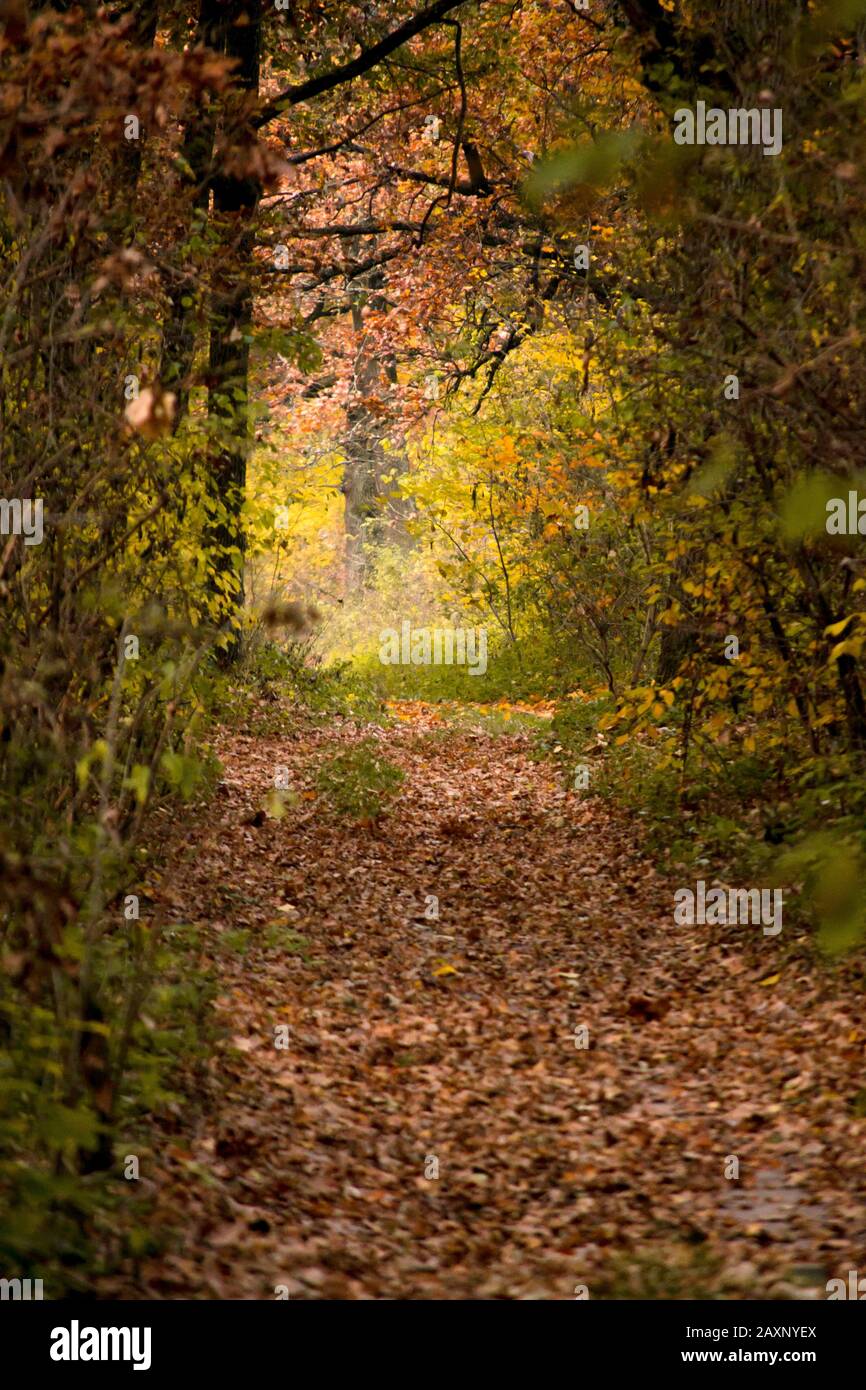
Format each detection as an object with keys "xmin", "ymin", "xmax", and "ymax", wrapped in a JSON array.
[{"xmin": 255, "ymin": 0, "xmax": 473, "ymax": 127}]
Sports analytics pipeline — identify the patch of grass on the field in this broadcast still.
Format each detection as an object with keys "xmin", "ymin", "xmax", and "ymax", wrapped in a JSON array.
[
  {"xmin": 263, "ymin": 924, "xmax": 311, "ymax": 959},
  {"xmin": 315, "ymin": 740, "xmax": 405, "ymax": 821},
  {"xmin": 217, "ymin": 928, "xmax": 252, "ymax": 956},
  {"xmin": 593, "ymin": 1244, "xmax": 725, "ymax": 1300},
  {"xmin": 435, "ymin": 702, "xmax": 551, "ymax": 737}
]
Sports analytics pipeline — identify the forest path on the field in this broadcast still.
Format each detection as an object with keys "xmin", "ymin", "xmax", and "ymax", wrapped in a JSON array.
[{"xmin": 127, "ymin": 705, "xmax": 863, "ymax": 1299}]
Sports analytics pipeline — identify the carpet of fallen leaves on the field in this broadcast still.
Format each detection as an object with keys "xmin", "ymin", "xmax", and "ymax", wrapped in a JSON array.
[{"xmin": 116, "ymin": 704, "xmax": 866, "ymax": 1299}]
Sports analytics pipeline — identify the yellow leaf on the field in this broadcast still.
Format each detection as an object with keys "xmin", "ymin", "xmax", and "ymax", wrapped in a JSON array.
[
  {"xmin": 829, "ymin": 639, "xmax": 861, "ymax": 662},
  {"xmin": 759, "ymin": 973, "xmax": 781, "ymax": 987}
]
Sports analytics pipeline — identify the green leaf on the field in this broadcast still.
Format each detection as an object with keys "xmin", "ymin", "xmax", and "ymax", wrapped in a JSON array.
[
  {"xmin": 779, "ymin": 472, "xmax": 841, "ymax": 540},
  {"xmin": 123, "ymin": 764, "xmax": 151, "ymax": 806},
  {"xmin": 524, "ymin": 130, "xmax": 641, "ymax": 203},
  {"xmin": 36, "ymin": 1103, "xmax": 100, "ymax": 1151},
  {"xmin": 687, "ymin": 435, "xmax": 738, "ymax": 497},
  {"xmin": 160, "ymin": 750, "xmax": 204, "ymax": 800}
]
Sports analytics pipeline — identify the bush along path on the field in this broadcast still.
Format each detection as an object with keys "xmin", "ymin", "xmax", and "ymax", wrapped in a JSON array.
[{"xmin": 115, "ymin": 705, "xmax": 866, "ymax": 1300}]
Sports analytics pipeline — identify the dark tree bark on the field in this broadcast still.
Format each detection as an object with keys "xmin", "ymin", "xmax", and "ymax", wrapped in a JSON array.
[
  {"xmin": 205, "ymin": 0, "xmax": 262, "ymax": 661},
  {"xmin": 160, "ymin": 0, "xmax": 227, "ymax": 421}
]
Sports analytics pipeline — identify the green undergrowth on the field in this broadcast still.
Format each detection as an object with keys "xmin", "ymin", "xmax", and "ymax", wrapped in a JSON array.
[
  {"xmin": 0, "ymin": 915, "xmax": 219, "ymax": 1295},
  {"xmin": 213, "ymin": 637, "xmax": 386, "ymax": 734},
  {"xmin": 540, "ymin": 698, "xmax": 866, "ymax": 958}
]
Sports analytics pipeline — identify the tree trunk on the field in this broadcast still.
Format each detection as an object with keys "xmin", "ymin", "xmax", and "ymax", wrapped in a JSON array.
[
  {"xmin": 204, "ymin": 0, "xmax": 262, "ymax": 661},
  {"xmin": 160, "ymin": 0, "xmax": 226, "ymax": 421}
]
